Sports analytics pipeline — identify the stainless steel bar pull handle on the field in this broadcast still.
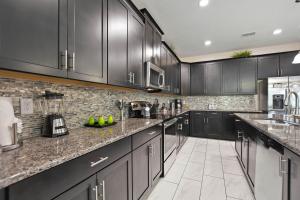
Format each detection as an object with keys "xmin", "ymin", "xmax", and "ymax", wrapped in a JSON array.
[
  {"xmin": 62, "ymin": 50, "xmax": 68, "ymax": 70},
  {"xmin": 128, "ymin": 72, "xmax": 132, "ymax": 83},
  {"xmin": 100, "ymin": 180, "xmax": 105, "ymax": 200},
  {"xmin": 148, "ymin": 131, "xmax": 157, "ymax": 135},
  {"xmin": 90, "ymin": 157, "xmax": 109, "ymax": 167},
  {"xmin": 72, "ymin": 52, "xmax": 75, "ymax": 71},
  {"xmin": 279, "ymin": 156, "xmax": 288, "ymax": 175},
  {"xmin": 93, "ymin": 185, "xmax": 99, "ymax": 200}
]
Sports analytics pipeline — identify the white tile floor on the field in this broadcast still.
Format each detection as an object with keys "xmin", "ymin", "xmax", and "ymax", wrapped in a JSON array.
[{"xmin": 147, "ymin": 137, "xmax": 255, "ymax": 200}]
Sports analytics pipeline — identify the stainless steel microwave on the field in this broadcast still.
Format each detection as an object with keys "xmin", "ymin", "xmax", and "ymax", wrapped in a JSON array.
[{"xmin": 145, "ymin": 61, "xmax": 165, "ymax": 92}]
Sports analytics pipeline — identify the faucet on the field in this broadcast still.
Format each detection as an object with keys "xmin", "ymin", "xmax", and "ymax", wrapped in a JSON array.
[{"xmin": 284, "ymin": 91, "xmax": 299, "ymax": 115}]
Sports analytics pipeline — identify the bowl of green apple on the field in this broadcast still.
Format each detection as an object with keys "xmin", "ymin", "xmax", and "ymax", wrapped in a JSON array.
[{"xmin": 84, "ymin": 115, "xmax": 117, "ymax": 128}]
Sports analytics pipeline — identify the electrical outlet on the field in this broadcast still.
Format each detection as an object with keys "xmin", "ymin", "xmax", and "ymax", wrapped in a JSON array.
[{"xmin": 20, "ymin": 98, "xmax": 34, "ymax": 115}]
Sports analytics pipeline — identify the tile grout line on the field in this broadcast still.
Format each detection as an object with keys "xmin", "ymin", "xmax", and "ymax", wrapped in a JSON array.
[
  {"xmin": 198, "ymin": 140, "xmax": 208, "ymax": 200},
  {"xmin": 171, "ymin": 140, "xmax": 196, "ymax": 200},
  {"xmin": 220, "ymin": 140, "xmax": 230, "ymax": 200}
]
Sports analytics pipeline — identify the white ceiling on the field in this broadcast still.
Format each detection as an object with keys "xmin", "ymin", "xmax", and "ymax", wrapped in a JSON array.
[{"xmin": 132, "ymin": 0, "xmax": 300, "ymax": 59}]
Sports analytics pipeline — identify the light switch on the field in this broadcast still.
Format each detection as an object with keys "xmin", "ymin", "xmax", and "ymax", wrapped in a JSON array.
[{"xmin": 20, "ymin": 98, "xmax": 34, "ymax": 115}]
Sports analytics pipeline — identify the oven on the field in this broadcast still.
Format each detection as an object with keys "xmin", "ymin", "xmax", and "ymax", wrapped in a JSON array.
[
  {"xmin": 163, "ymin": 117, "xmax": 178, "ymax": 176},
  {"xmin": 145, "ymin": 61, "xmax": 165, "ymax": 92}
]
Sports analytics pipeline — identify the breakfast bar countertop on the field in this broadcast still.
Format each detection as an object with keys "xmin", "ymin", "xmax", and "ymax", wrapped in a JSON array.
[
  {"xmin": 235, "ymin": 113, "xmax": 300, "ymax": 156},
  {"xmin": 0, "ymin": 118, "xmax": 163, "ymax": 189}
]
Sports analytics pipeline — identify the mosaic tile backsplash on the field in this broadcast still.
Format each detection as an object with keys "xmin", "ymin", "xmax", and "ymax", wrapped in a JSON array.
[{"xmin": 0, "ymin": 77, "xmax": 258, "ymax": 139}]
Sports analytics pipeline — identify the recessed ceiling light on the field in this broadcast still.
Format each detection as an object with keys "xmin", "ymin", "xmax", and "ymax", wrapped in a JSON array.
[
  {"xmin": 199, "ymin": 0, "xmax": 209, "ymax": 7},
  {"xmin": 204, "ymin": 40, "xmax": 212, "ymax": 46},
  {"xmin": 273, "ymin": 29, "xmax": 282, "ymax": 35}
]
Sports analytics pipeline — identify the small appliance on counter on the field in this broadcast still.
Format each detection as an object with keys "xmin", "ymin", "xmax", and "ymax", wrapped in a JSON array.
[
  {"xmin": 128, "ymin": 101, "xmax": 152, "ymax": 118},
  {"xmin": 0, "ymin": 97, "xmax": 23, "ymax": 151},
  {"xmin": 174, "ymin": 99, "xmax": 182, "ymax": 110},
  {"xmin": 272, "ymin": 94, "xmax": 284, "ymax": 110},
  {"xmin": 39, "ymin": 91, "xmax": 68, "ymax": 137}
]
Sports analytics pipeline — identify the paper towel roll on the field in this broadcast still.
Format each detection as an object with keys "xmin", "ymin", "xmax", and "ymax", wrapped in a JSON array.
[{"xmin": 0, "ymin": 97, "xmax": 16, "ymax": 146}]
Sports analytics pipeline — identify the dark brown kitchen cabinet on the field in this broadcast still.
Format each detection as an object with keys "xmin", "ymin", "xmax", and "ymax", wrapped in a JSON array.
[
  {"xmin": 54, "ymin": 175, "xmax": 97, "ymax": 200},
  {"xmin": 205, "ymin": 62, "xmax": 222, "ymax": 95},
  {"xmin": 144, "ymin": 21, "xmax": 161, "ymax": 67},
  {"xmin": 222, "ymin": 60, "xmax": 239, "ymax": 94},
  {"xmin": 151, "ymin": 134, "xmax": 163, "ymax": 183},
  {"xmin": 222, "ymin": 113, "xmax": 236, "ymax": 140},
  {"xmin": 204, "ymin": 112, "xmax": 222, "ymax": 139},
  {"xmin": 235, "ymin": 119, "xmax": 243, "ymax": 159},
  {"xmin": 67, "ymin": 0, "xmax": 107, "ymax": 83},
  {"xmin": 171, "ymin": 56, "xmax": 181, "ymax": 94},
  {"xmin": 257, "ymin": 55, "xmax": 280, "ymax": 79},
  {"xmin": 0, "ymin": 189, "xmax": 5, "ymax": 200},
  {"xmin": 248, "ymin": 133, "xmax": 257, "ymax": 186},
  {"xmin": 239, "ymin": 58, "xmax": 257, "ymax": 94},
  {"xmin": 107, "ymin": 0, "xmax": 128, "ymax": 86},
  {"xmin": 190, "ymin": 112, "xmax": 206, "ymax": 138},
  {"xmin": 280, "ymin": 51, "xmax": 300, "ymax": 77},
  {"xmin": 132, "ymin": 134, "xmax": 162, "ymax": 200},
  {"xmin": 128, "ymin": 12, "xmax": 144, "ymax": 88},
  {"xmin": 153, "ymin": 31, "xmax": 161, "ymax": 67},
  {"xmin": 0, "ymin": 0, "xmax": 67, "ymax": 77},
  {"xmin": 108, "ymin": 0, "xmax": 144, "ymax": 88},
  {"xmin": 97, "ymin": 154, "xmax": 132, "ymax": 200},
  {"xmin": 181, "ymin": 63, "xmax": 190, "ymax": 95},
  {"xmin": 283, "ymin": 148, "xmax": 300, "ymax": 200},
  {"xmin": 190, "ymin": 63, "xmax": 205, "ymax": 95},
  {"xmin": 160, "ymin": 45, "xmax": 170, "ymax": 92},
  {"xmin": 241, "ymin": 134, "xmax": 249, "ymax": 170}
]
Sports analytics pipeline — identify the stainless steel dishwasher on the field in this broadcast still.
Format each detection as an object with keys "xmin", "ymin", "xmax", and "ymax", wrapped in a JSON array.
[{"xmin": 255, "ymin": 132, "xmax": 286, "ymax": 200}]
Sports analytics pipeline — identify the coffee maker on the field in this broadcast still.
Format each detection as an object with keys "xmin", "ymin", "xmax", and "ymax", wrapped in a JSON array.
[{"xmin": 40, "ymin": 91, "xmax": 68, "ymax": 137}]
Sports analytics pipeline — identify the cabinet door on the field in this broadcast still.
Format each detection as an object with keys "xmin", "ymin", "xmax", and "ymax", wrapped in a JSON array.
[
  {"xmin": 241, "ymin": 136, "xmax": 249, "ymax": 170},
  {"xmin": 190, "ymin": 112, "xmax": 206, "ymax": 138},
  {"xmin": 132, "ymin": 141, "xmax": 151, "ymax": 200},
  {"xmin": 280, "ymin": 51, "xmax": 300, "ymax": 76},
  {"xmin": 145, "ymin": 21, "xmax": 154, "ymax": 63},
  {"xmin": 239, "ymin": 58, "xmax": 257, "ymax": 94},
  {"xmin": 248, "ymin": 135, "xmax": 256, "ymax": 186},
  {"xmin": 128, "ymin": 12, "xmax": 144, "ymax": 88},
  {"xmin": 234, "ymin": 119, "xmax": 243, "ymax": 159},
  {"xmin": 97, "ymin": 154, "xmax": 132, "ymax": 200},
  {"xmin": 204, "ymin": 112, "xmax": 222, "ymax": 139},
  {"xmin": 0, "ymin": 0, "xmax": 67, "ymax": 77},
  {"xmin": 0, "ymin": 189, "xmax": 4, "ymax": 200},
  {"xmin": 205, "ymin": 62, "xmax": 222, "ymax": 95},
  {"xmin": 107, "ymin": 0, "xmax": 128, "ymax": 86},
  {"xmin": 153, "ymin": 31, "xmax": 161, "ymax": 67},
  {"xmin": 67, "ymin": 0, "xmax": 106, "ymax": 83},
  {"xmin": 181, "ymin": 63, "xmax": 190, "ymax": 95},
  {"xmin": 222, "ymin": 60, "xmax": 239, "ymax": 94},
  {"xmin": 284, "ymin": 149, "xmax": 300, "ymax": 200},
  {"xmin": 54, "ymin": 175, "xmax": 96, "ymax": 200},
  {"xmin": 222, "ymin": 113, "xmax": 236, "ymax": 140},
  {"xmin": 257, "ymin": 55, "xmax": 280, "ymax": 79},
  {"xmin": 160, "ymin": 45, "xmax": 170, "ymax": 92},
  {"xmin": 166, "ymin": 51, "xmax": 174, "ymax": 92},
  {"xmin": 151, "ymin": 134, "xmax": 163, "ymax": 183},
  {"xmin": 183, "ymin": 113, "xmax": 190, "ymax": 138},
  {"xmin": 190, "ymin": 63, "xmax": 205, "ymax": 95}
]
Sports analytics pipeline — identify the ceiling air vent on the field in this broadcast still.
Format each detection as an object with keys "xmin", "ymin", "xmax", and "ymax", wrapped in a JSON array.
[{"xmin": 241, "ymin": 32, "xmax": 256, "ymax": 37}]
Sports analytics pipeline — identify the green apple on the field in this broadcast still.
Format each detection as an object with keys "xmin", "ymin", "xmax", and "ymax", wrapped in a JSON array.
[
  {"xmin": 107, "ymin": 115, "xmax": 114, "ymax": 124},
  {"xmin": 98, "ymin": 116, "xmax": 105, "ymax": 126},
  {"xmin": 88, "ymin": 117, "xmax": 95, "ymax": 126}
]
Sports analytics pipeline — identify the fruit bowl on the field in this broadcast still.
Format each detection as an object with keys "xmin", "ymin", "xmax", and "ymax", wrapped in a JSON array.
[{"xmin": 84, "ymin": 121, "xmax": 117, "ymax": 128}]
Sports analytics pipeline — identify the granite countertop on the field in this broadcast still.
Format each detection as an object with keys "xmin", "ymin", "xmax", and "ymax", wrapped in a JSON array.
[
  {"xmin": 235, "ymin": 113, "xmax": 300, "ymax": 156},
  {"xmin": 0, "ymin": 118, "xmax": 163, "ymax": 189}
]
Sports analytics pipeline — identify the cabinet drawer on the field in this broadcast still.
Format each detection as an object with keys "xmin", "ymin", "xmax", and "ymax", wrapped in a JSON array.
[
  {"xmin": 8, "ymin": 137, "xmax": 131, "ymax": 200},
  {"xmin": 132, "ymin": 125, "xmax": 162, "ymax": 150}
]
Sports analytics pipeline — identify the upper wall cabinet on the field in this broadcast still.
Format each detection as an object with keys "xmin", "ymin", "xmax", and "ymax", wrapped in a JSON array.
[
  {"xmin": 67, "ymin": 0, "xmax": 107, "ymax": 83},
  {"xmin": 0, "ymin": 0, "xmax": 68, "ymax": 77},
  {"xmin": 190, "ymin": 63, "xmax": 205, "ymax": 96},
  {"xmin": 280, "ymin": 51, "xmax": 300, "ymax": 77},
  {"xmin": 222, "ymin": 60, "xmax": 239, "ymax": 94},
  {"xmin": 257, "ymin": 51, "xmax": 300, "ymax": 79},
  {"xmin": 0, "ymin": 0, "xmax": 108, "ymax": 83},
  {"xmin": 239, "ymin": 58, "xmax": 257, "ymax": 94},
  {"xmin": 190, "ymin": 62, "xmax": 222, "ymax": 96},
  {"xmin": 142, "ymin": 9, "xmax": 163, "ymax": 67},
  {"xmin": 107, "ymin": 0, "xmax": 144, "ymax": 88},
  {"xmin": 181, "ymin": 63, "xmax": 190, "ymax": 96},
  {"xmin": 257, "ymin": 55, "xmax": 280, "ymax": 79}
]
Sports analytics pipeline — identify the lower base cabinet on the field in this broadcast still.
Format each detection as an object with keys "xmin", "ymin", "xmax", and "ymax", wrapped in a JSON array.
[
  {"xmin": 132, "ymin": 134, "xmax": 162, "ymax": 200},
  {"xmin": 0, "ymin": 189, "xmax": 5, "ymax": 200},
  {"xmin": 55, "ymin": 154, "xmax": 132, "ymax": 200}
]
